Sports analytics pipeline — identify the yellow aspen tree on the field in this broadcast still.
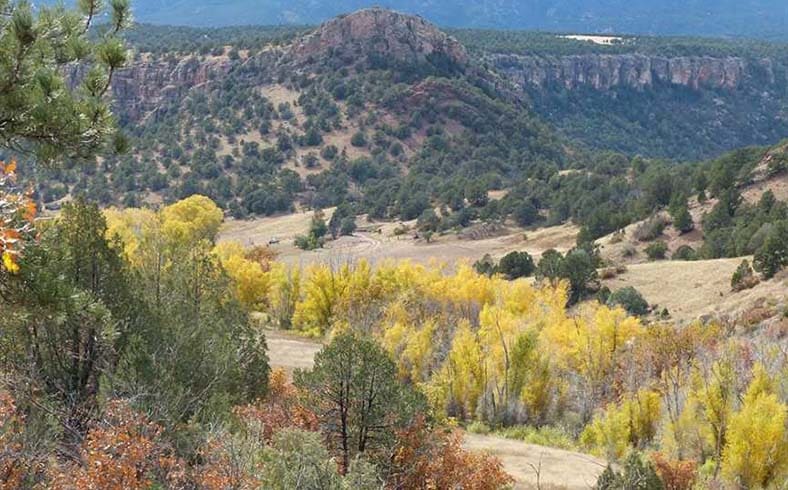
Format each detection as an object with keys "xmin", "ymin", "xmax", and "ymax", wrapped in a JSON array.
[
  {"xmin": 213, "ymin": 241, "xmax": 271, "ymax": 309},
  {"xmin": 267, "ymin": 263, "xmax": 301, "ymax": 330},
  {"xmin": 689, "ymin": 355, "xmax": 738, "ymax": 475},
  {"xmin": 721, "ymin": 363, "xmax": 788, "ymax": 487},
  {"xmin": 441, "ymin": 320, "xmax": 486, "ymax": 419},
  {"xmin": 401, "ymin": 320, "xmax": 436, "ymax": 384},
  {"xmin": 160, "ymin": 195, "xmax": 223, "ymax": 245},
  {"xmin": 292, "ymin": 263, "xmax": 350, "ymax": 336},
  {"xmin": 581, "ymin": 389, "xmax": 661, "ymax": 460}
]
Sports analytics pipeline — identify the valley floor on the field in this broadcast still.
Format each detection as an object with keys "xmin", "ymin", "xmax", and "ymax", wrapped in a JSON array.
[{"xmin": 220, "ymin": 211, "xmax": 578, "ymax": 267}]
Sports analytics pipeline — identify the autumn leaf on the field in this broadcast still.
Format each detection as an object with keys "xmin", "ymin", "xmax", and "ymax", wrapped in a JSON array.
[
  {"xmin": 2, "ymin": 160, "xmax": 17, "ymax": 175},
  {"xmin": 2, "ymin": 251, "xmax": 20, "ymax": 274}
]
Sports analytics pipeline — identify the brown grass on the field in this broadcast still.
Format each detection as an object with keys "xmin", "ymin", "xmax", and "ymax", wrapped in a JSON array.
[
  {"xmin": 220, "ymin": 213, "xmax": 579, "ymax": 268},
  {"xmin": 602, "ymin": 258, "xmax": 788, "ymax": 323}
]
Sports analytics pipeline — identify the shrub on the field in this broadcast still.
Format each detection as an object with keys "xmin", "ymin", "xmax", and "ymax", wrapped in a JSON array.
[
  {"xmin": 651, "ymin": 453, "xmax": 697, "ymax": 490},
  {"xmin": 600, "ymin": 267, "xmax": 618, "ymax": 280},
  {"xmin": 753, "ymin": 220, "xmax": 788, "ymax": 279},
  {"xmin": 670, "ymin": 204, "xmax": 694, "ymax": 234},
  {"xmin": 634, "ymin": 215, "xmax": 668, "ymax": 242},
  {"xmin": 731, "ymin": 260, "xmax": 760, "ymax": 291},
  {"xmin": 496, "ymin": 251, "xmax": 535, "ymax": 280},
  {"xmin": 597, "ymin": 286, "xmax": 612, "ymax": 304},
  {"xmin": 672, "ymin": 245, "xmax": 697, "ymax": 261},
  {"xmin": 392, "ymin": 225, "xmax": 409, "ymax": 236},
  {"xmin": 466, "ymin": 421, "xmax": 491, "ymax": 435},
  {"xmin": 513, "ymin": 201, "xmax": 539, "ymax": 227},
  {"xmin": 417, "ymin": 209, "xmax": 440, "ymax": 232},
  {"xmin": 350, "ymin": 131, "xmax": 367, "ymax": 147},
  {"xmin": 339, "ymin": 217, "xmax": 357, "ymax": 236},
  {"xmin": 495, "ymin": 425, "xmax": 576, "ymax": 450},
  {"xmin": 622, "ymin": 243, "xmax": 638, "ymax": 258},
  {"xmin": 473, "ymin": 254, "xmax": 496, "ymax": 277},
  {"xmin": 608, "ymin": 287, "xmax": 649, "ymax": 316},
  {"xmin": 595, "ymin": 453, "xmax": 663, "ymax": 489},
  {"xmin": 320, "ymin": 145, "xmax": 338, "ymax": 160},
  {"xmin": 645, "ymin": 241, "xmax": 668, "ymax": 260}
]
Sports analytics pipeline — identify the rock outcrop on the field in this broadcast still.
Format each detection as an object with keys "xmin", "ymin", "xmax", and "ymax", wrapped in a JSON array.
[
  {"xmin": 113, "ymin": 56, "xmax": 233, "ymax": 120},
  {"xmin": 289, "ymin": 8, "xmax": 469, "ymax": 68},
  {"xmin": 66, "ymin": 55, "xmax": 234, "ymax": 121},
  {"xmin": 492, "ymin": 53, "xmax": 775, "ymax": 91}
]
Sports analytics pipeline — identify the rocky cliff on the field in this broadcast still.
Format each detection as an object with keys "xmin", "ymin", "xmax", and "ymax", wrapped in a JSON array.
[
  {"xmin": 491, "ymin": 53, "xmax": 776, "ymax": 91},
  {"xmin": 66, "ymin": 55, "xmax": 235, "ymax": 122},
  {"xmin": 288, "ymin": 8, "xmax": 469, "ymax": 69}
]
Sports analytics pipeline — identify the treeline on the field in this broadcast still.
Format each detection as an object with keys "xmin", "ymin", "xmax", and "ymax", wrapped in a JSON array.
[
  {"xmin": 120, "ymin": 23, "xmax": 307, "ymax": 55},
  {"xmin": 454, "ymin": 29, "xmax": 788, "ymax": 60}
]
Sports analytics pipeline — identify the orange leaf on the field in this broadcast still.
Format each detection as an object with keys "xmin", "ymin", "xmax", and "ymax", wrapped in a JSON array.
[
  {"xmin": 2, "ymin": 161, "xmax": 16, "ymax": 175},
  {"xmin": 24, "ymin": 200, "xmax": 36, "ymax": 222}
]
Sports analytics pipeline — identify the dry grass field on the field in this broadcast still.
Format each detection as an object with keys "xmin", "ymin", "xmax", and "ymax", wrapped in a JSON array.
[
  {"xmin": 464, "ymin": 433, "xmax": 608, "ymax": 490},
  {"xmin": 602, "ymin": 257, "xmax": 788, "ymax": 323},
  {"xmin": 220, "ymin": 210, "xmax": 579, "ymax": 268}
]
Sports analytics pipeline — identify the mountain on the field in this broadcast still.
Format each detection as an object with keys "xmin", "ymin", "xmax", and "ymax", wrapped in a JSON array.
[
  {"xmin": 112, "ymin": 20, "xmax": 788, "ymax": 161},
  {"xmin": 117, "ymin": 0, "xmax": 788, "ymax": 40},
  {"xmin": 464, "ymin": 33, "xmax": 788, "ymax": 159},
  {"xmin": 48, "ymin": 8, "xmax": 567, "ymax": 218},
  {"xmin": 36, "ymin": 9, "xmax": 787, "ymax": 232}
]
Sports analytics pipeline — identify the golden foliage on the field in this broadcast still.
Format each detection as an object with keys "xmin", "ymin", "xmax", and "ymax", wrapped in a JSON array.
[
  {"xmin": 160, "ymin": 194, "xmax": 223, "ymax": 245},
  {"xmin": 0, "ymin": 160, "xmax": 36, "ymax": 275},
  {"xmin": 721, "ymin": 364, "xmax": 788, "ymax": 487}
]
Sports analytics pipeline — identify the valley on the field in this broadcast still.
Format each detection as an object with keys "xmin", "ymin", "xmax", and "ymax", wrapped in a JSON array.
[{"xmin": 2, "ymin": 3, "xmax": 787, "ymax": 489}]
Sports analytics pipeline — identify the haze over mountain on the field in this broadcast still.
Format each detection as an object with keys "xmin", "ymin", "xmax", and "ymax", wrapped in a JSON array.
[{"xmin": 115, "ymin": 0, "xmax": 788, "ymax": 40}]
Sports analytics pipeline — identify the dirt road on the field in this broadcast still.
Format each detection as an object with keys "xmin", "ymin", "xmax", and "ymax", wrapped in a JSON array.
[{"xmin": 264, "ymin": 328, "xmax": 606, "ymax": 489}]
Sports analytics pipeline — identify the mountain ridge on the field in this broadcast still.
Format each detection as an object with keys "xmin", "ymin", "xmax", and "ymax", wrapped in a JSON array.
[{"xmin": 103, "ymin": 0, "xmax": 788, "ymax": 41}]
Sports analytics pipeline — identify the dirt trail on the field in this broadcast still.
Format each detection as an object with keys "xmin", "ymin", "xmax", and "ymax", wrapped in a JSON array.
[
  {"xmin": 265, "ymin": 329, "xmax": 323, "ymax": 373},
  {"xmin": 264, "ymin": 329, "xmax": 606, "ymax": 489},
  {"xmin": 464, "ymin": 433, "xmax": 606, "ymax": 489}
]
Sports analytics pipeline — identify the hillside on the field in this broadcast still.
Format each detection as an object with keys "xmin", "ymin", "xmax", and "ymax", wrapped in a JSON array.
[
  {"xmin": 30, "ymin": 12, "xmax": 788, "ymax": 221},
  {"xmin": 40, "ymin": 9, "xmax": 568, "ymax": 220},
  {"xmin": 76, "ymin": 0, "xmax": 788, "ymax": 40}
]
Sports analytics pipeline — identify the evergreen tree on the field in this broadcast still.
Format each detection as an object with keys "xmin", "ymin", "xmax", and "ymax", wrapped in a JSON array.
[{"xmin": 0, "ymin": 0, "xmax": 130, "ymax": 161}]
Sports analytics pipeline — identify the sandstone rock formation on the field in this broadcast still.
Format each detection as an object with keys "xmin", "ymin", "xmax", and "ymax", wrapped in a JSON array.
[{"xmin": 491, "ymin": 53, "xmax": 775, "ymax": 91}]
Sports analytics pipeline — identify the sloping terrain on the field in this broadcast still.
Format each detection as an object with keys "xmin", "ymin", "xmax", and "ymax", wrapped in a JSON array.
[
  {"xmin": 602, "ymin": 258, "xmax": 788, "ymax": 323},
  {"xmin": 220, "ymin": 211, "xmax": 578, "ymax": 267}
]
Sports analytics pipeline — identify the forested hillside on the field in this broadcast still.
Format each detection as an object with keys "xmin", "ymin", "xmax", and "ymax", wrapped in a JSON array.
[{"xmin": 25, "ymin": 12, "xmax": 787, "ymax": 233}]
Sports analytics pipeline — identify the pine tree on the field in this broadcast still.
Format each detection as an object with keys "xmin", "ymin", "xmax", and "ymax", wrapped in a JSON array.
[{"xmin": 0, "ymin": 0, "xmax": 130, "ymax": 161}]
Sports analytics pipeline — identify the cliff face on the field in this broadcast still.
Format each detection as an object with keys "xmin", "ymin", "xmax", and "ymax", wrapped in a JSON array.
[
  {"xmin": 66, "ymin": 55, "xmax": 234, "ymax": 121},
  {"xmin": 116, "ymin": 56, "xmax": 234, "ymax": 120},
  {"xmin": 72, "ymin": 10, "xmax": 782, "ymax": 127},
  {"xmin": 492, "ymin": 53, "xmax": 775, "ymax": 91}
]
